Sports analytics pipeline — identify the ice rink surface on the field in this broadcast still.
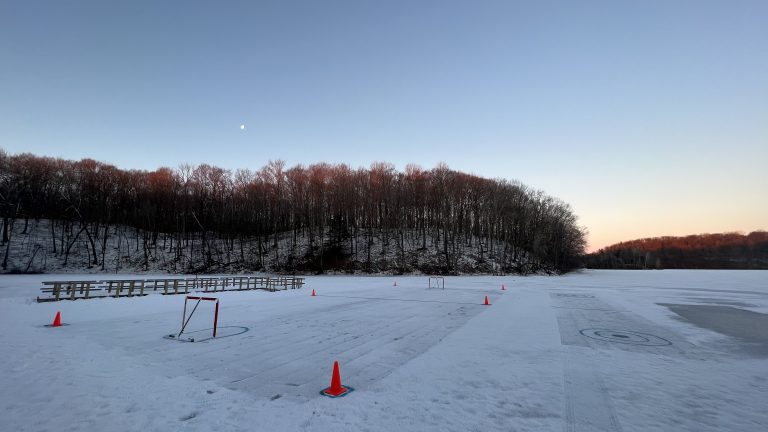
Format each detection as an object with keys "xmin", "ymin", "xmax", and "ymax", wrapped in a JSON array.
[{"xmin": 1, "ymin": 270, "xmax": 767, "ymax": 431}]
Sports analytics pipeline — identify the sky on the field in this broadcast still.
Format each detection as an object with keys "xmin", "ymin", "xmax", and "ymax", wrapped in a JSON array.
[{"xmin": 1, "ymin": 0, "xmax": 766, "ymax": 252}]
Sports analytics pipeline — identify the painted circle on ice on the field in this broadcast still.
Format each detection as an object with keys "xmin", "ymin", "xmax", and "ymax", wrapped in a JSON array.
[
  {"xmin": 555, "ymin": 293, "xmax": 595, "ymax": 298},
  {"xmin": 579, "ymin": 328, "xmax": 672, "ymax": 346}
]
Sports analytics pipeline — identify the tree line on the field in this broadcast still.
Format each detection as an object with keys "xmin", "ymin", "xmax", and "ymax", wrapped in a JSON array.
[
  {"xmin": 0, "ymin": 150, "xmax": 586, "ymax": 273},
  {"xmin": 585, "ymin": 231, "xmax": 768, "ymax": 269}
]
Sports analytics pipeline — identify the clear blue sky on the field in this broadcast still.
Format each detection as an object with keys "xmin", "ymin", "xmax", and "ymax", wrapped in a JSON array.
[{"xmin": 2, "ymin": 0, "xmax": 766, "ymax": 251}]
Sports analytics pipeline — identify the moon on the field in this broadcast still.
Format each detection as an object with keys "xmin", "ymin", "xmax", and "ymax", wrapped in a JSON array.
[{"xmin": 240, "ymin": 124, "xmax": 245, "ymax": 130}]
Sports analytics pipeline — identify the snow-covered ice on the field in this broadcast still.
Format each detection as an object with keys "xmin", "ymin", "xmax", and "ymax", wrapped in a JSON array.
[{"xmin": 1, "ymin": 270, "xmax": 767, "ymax": 431}]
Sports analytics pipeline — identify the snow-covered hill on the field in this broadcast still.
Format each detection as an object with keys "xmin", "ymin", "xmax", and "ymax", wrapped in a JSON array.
[{"xmin": 1, "ymin": 219, "xmax": 539, "ymax": 275}]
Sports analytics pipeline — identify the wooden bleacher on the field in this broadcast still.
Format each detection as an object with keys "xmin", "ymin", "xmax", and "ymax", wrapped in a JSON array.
[{"xmin": 37, "ymin": 275, "xmax": 305, "ymax": 302}]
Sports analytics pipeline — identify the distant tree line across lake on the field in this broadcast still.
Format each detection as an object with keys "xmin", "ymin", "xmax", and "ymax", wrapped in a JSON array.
[
  {"xmin": 0, "ymin": 150, "xmax": 585, "ymax": 273},
  {"xmin": 585, "ymin": 232, "xmax": 768, "ymax": 269}
]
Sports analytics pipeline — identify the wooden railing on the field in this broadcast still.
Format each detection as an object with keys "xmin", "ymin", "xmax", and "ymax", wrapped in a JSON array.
[{"xmin": 37, "ymin": 276, "xmax": 305, "ymax": 302}]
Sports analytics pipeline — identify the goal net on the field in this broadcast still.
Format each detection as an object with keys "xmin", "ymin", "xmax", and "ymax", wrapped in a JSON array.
[
  {"xmin": 428, "ymin": 276, "xmax": 445, "ymax": 289},
  {"xmin": 168, "ymin": 296, "xmax": 219, "ymax": 342}
]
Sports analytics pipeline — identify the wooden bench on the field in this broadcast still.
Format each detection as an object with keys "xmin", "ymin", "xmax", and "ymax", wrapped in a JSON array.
[
  {"xmin": 39, "ymin": 281, "xmax": 102, "ymax": 302},
  {"xmin": 37, "ymin": 275, "xmax": 307, "ymax": 302}
]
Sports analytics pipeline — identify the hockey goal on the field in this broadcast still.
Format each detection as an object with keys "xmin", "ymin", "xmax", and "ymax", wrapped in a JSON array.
[
  {"xmin": 428, "ymin": 276, "xmax": 445, "ymax": 289},
  {"xmin": 168, "ymin": 296, "xmax": 219, "ymax": 342}
]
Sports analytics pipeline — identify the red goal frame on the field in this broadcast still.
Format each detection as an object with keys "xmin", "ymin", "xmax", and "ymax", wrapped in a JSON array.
[{"xmin": 179, "ymin": 296, "xmax": 219, "ymax": 338}]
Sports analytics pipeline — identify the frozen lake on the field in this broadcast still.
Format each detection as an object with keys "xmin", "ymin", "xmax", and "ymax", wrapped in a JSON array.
[{"xmin": 1, "ymin": 270, "xmax": 767, "ymax": 431}]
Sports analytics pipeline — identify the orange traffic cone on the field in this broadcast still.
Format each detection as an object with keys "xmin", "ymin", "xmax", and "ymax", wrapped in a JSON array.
[
  {"xmin": 311, "ymin": 289, "xmax": 316, "ymax": 296},
  {"xmin": 321, "ymin": 360, "xmax": 353, "ymax": 397},
  {"xmin": 45, "ymin": 311, "xmax": 63, "ymax": 327},
  {"xmin": 484, "ymin": 296, "xmax": 490, "ymax": 306}
]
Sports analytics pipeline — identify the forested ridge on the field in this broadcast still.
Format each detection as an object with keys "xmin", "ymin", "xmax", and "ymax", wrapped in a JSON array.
[
  {"xmin": 586, "ymin": 231, "xmax": 768, "ymax": 269},
  {"xmin": 0, "ymin": 150, "xmax": 585, "ymax": 274}
]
